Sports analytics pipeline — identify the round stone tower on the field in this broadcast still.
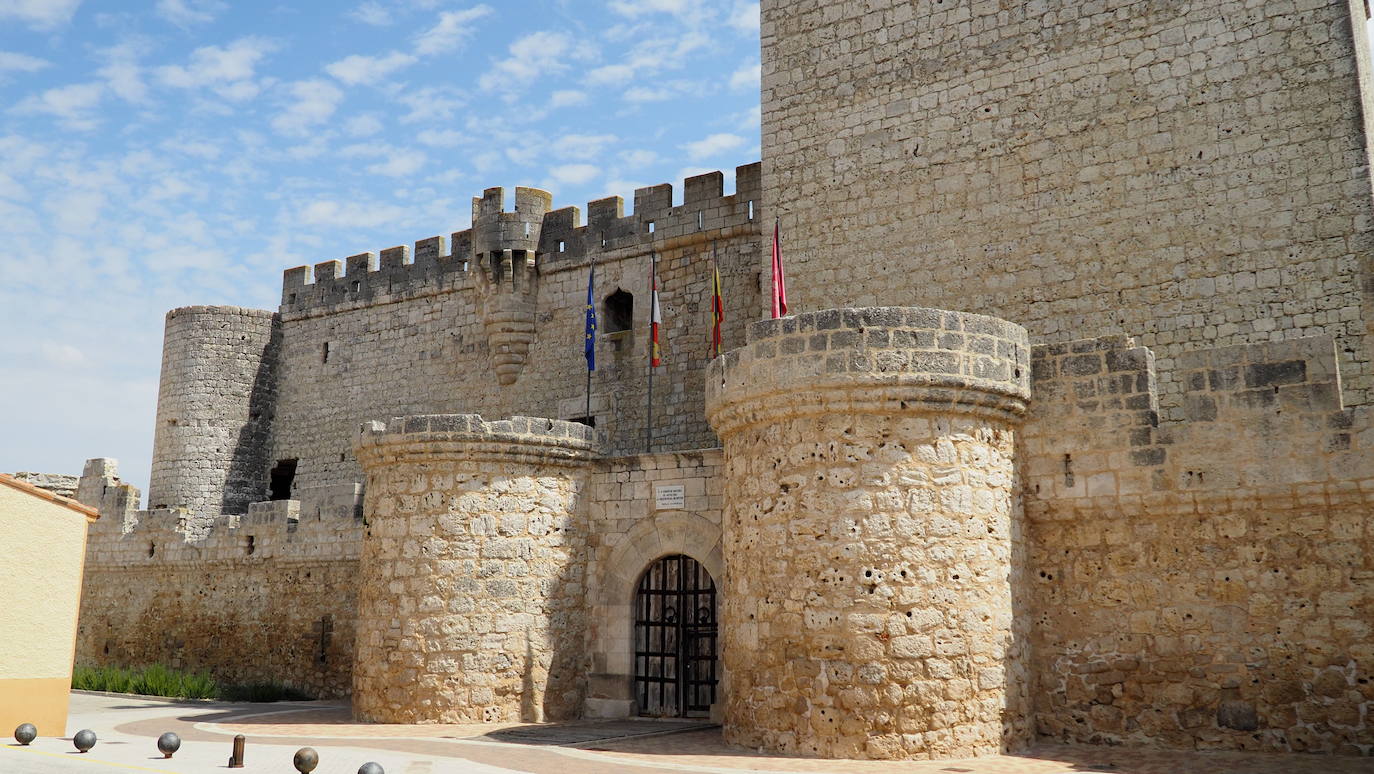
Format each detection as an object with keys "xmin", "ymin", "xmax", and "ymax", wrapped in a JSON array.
[
  {"xmin": 352, "ymin": 414, "xmax": 598, "ymax": 723},
  {"xmin": 705, "ymin": 307, "xmax": 1031, "ymax": 760},
  {"xmin": 471, "ymin": 186, "xmax": 553, "ymax": 385},
  {"xmin": 147, "ymin": 305, "xmax": 280, "ymax": 516}
]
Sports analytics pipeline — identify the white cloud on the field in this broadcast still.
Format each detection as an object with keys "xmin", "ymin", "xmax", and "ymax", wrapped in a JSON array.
[
  {"xmin": 0, "ymin": 52, "xmax": 50, "ymax": 77},
  {"xmin": 414, "ymin": 5, "xmax": 492, "ymax": 56},
  {"xmin": 367, "ymin": 150, "xmax": 427, "ymax": 177},
  {"xmin": 736, "ymin": 104, "xmax": 761, "ymax": 129},
  {"xmin": 13, "ymin": 82, "xmax": 104, "ymax": 130},
  {"xmin": 348, "ymin": 2, "xmax": 393, "ymax": 26},
  {"xmin": 549, "ymin": 89, "xmax": 587, "ymax": 108},
  {"xmin": 549, "ymin": 163, "xmax": 599, "ymax": 185},
  {"xmin": 728, "ymin": 1, "xmax": 759, "ymax": 33},
  {"xmin": 298, "ymin": 199, "xmax": 410, "ymax": 228},
  {"xmin": 417, "ymin": 128, "xmax": 465, "ymax": 147},
  {"xmin": 729, "ymin": 59, "xmax": 760, "ymax": 93},
  {"xmin": 683, "ymin": 132, "xmax": 745, "ymax": 161},
  {"xmin": 272, "ymin": 79, "xmax": 344, "ymax": 135},
  {"xmin": 395, "ymin": 86, "xmax": 467, "ymax": 123},
  {"xmin": 587, "ymin": 64, "xmax": 633, "ymax": 86},
  {"xmin": 608, "ymin": 0, "xmax": 687, "ymax": 16},
  {"xmin": 97, "ymin": 43, "xmax": 148, "ymax": 102},
  {"xmin": 0, "ymin": 0, "xmax": 82, "ymax": 30},
  {"xmin": 620, "ymin": 149, "xmax": 658, "ymax": 167},
  {"xmin": 552, "ymin": 133, "xmax": 617, "ymax": 160},
  {"xmin": 157, "ymin": 37, "xmax": 276, "ymax": 102},
  {"xmin": 480, "ymin": 31, "xmax": 596, "ymax": 96},
  {"xmin": 326, "ymin": 52, "xmax": 417, "ymax": 86},
  {"xmin": 345, "ymin": 113, "xmax": 384, "ymax": 136},
  {"xmin": 156, "ymin": 0, "xmax": 225, "ymax": 27},
  {"xmin": 39, "ymin": 342, "xmax": 87, "ymax": 368},
  {"xmin": 624, "ymin": 86, "xmax": 670, "ymax": 103}
]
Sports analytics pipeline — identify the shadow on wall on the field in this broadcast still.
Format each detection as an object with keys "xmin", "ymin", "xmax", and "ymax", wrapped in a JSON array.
[{"xmin": 219, "ymin": 317, "xmax": 282, "ymax": 515}]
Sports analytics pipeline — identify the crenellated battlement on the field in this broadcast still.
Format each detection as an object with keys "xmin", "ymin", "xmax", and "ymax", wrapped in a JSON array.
[
  {"xmin": 1021, "ymin": 334, "xmax": 1369, "ymax": 506},
  {"xmin": 279, "ymin": 162, "xmax": 762, "ymax": 318}
]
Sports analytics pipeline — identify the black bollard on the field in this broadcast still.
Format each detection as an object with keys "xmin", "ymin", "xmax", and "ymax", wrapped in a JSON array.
[
  {"xmin": 358, "ymin": 763, "xmax": 385, "ymax": 774},
  {"xmin": 13, "ymin": 723, "xmax": 36, "ymax": 745},
  {"xmin": 228, "ymin": 734, "xmax": 245, "ymax": 768},
  {"xmin": 157, "ymin": 732, "xmax": 181, "ymax": 758},
  {"xmin": 73, "ymin": 729, "xmax": 97, "ymax": 753}
]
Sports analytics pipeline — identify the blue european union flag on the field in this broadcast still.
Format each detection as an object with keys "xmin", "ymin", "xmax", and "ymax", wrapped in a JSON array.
[{"xmin": 584, "ymin": 264, "xmax": 596, "ymax": 372}]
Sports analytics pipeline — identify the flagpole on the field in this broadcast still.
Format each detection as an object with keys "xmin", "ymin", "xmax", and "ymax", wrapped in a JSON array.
[
  {"xmin": 585, "ymin": 254, "xmax": 596, "ymax": 426},
  {"xmin": 645, "ymin": 251, "xmax": 656, "ymax": 454}
]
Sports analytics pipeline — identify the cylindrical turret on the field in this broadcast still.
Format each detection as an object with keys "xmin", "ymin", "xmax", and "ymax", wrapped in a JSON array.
[
  {"xmin": 705, "ymin": 307, "xmax": 1031, "ymax": 760},
  {"xmin": 470, "ymin": 187, "xmax": 553, "ymax": 385},
  {"xmin": 147, "ymin": 306, "xmax": 280, "ymax": 518},
  {"xmin": 352, "ymin": 414, "xmax": 599, "ymax": 723}
]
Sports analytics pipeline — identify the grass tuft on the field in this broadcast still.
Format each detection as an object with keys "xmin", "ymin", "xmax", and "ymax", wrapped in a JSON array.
[{"xmin": 73, "ymin": 664, "xmax": 311, "ymax": 702}]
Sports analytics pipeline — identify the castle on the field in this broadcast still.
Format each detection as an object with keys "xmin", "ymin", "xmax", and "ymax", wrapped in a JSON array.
[{"xmin": 71, "ymin": 0, "xmax": 1373, "ymax": 761}]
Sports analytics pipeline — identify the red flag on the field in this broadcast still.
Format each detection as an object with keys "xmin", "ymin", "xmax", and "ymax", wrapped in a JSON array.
[
  {"xmin": 710, "ymin": 258, "xmax": 724, "ymax": 359},
  {"xmin": 770, "ymin": 218, "xmax": 788, "ymax": 318},
  {"xmin": 650, "ymin": 261, "xmax": 662, "ymax": 367}
]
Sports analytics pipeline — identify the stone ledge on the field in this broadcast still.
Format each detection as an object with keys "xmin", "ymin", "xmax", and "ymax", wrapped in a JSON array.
[
  {"xmin": 707, "ymin": 306, "xmax": 1032, "ymax": 435},
  {"xmin": 355, "ymin": 414, "xmax": 601, "ymax": 468}
]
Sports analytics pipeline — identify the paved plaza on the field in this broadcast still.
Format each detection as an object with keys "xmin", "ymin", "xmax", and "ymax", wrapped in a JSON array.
[{"xmin": 1, "ymin": 692, "xmax": 1371, "ymax": 774}]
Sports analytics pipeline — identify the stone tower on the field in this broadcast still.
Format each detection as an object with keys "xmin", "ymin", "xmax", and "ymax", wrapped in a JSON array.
[
  {"xmin": 470, "ymin": 186, "xmax": 553, "ymax": 385},
  {"xmin": 351, "ymin": 414, "xmax": 598, "ymax": 723},
  {"xmin": 707, "ymin": 307, "xmax": 1032, "ymax": 760},
  {"xmin": 147, "ymin": 305, "xmax": 280, "ymax": 516}
]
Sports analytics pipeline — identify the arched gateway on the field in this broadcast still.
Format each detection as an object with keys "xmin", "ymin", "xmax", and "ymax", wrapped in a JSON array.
[{"xmin": 633, "ymin": 554, "xmax": 718, "ymax": 718}]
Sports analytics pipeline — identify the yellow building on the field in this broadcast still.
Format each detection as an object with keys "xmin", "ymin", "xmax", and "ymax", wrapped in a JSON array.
[{"xmin": 0, "ymin": 473, "xmax": 98, "ymax": 736}]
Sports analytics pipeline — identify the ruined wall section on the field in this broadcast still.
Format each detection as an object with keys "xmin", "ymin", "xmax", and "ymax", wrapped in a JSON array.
[
  {"xmin": 75, "ymin": 460, "xmax": 359, "ymax": 698},
  {"xmin": 148, "ymin": 306, "xmax": 280, "ymax": 518},
  {"xmin": 1023, "ymin": 335, "xmax": 1374, "ymax": 753},
  {"xmin": 762, "ymin": 0, "xmax": 1374, "ymax": 410},
  {"xmin": 270, "ymin": 165, "xmax": 761, "ymax": 495}
]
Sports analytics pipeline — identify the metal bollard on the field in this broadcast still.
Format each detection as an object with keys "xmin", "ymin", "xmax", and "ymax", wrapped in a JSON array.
[{"xmin": 228, "ymin": 734, "xmax": 245, "ymax": 768}]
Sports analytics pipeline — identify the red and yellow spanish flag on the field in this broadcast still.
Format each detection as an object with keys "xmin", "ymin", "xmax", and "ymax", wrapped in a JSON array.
[
  {"xmin": 650, "ymin": 261, "xmax": 662, "ymax": 367},
  {"xmin": 710, "ymin": 258, "xmax": 724, "ymax": 359}
]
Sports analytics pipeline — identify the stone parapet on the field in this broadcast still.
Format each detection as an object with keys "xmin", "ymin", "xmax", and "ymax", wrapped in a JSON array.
[
  {"xmin": 352, "ymin": 414, "xmax": 599, "ymax": 724},
  {"xmin": 706, "ymin": 307, "xmax": 1031, "ymax": 436},
  {"xmin": 706, "ymin": 307, "xmax": 1032, "ymax": 760}
]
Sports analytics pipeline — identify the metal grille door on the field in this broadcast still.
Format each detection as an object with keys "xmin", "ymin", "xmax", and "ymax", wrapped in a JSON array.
[{"xmin": 634, "ymin": 554, "xmax": 718, "ymax": 717}]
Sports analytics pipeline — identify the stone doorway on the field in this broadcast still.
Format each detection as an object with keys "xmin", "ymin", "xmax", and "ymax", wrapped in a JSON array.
[{"xmin": 633, "ymin": 554, "xmax": 717, "ymax": 718}]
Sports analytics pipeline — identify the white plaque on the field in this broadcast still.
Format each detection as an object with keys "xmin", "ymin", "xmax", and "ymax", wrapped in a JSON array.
[{"xmin": 654, "ymin": 485, "xmax": 686, "ymax": 510}]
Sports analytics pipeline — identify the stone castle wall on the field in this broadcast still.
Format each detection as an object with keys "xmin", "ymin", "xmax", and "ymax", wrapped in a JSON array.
[
  {"xmin": 352, "ymin": 415, "xmax": 598, "ymax": 723},
  {"xmin": 147, "ymin": 306, "xmax": 280, "ymax": 516},
  {"xmin": 1021, "ymin": 334, "xmax": 1374, "ymax": 753},
  {"xmin": 263, "ymin": 165, "xmax": 762, "ymax": 503},
  {"xmin": 706, "ymin": 308, "xmax": 1033, "ymax": 760},
  {"xmin": 761, "ymin": 0, "xmax": 1374, "ymax": 411},
  {"xmin": 75, "ymin": 462, "xmax": 359, "ymax": 698}
]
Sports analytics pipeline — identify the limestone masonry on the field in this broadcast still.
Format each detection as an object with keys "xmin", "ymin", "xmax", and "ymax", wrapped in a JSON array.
[{"xmin": 73, "ymin": 0, "xmax": 1373, "ymax": 762}]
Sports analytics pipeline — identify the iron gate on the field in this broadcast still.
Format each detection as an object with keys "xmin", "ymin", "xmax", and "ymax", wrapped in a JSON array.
[{"xmin": 633, "ymin": 554, "xmax": 717, "ymax": 717}]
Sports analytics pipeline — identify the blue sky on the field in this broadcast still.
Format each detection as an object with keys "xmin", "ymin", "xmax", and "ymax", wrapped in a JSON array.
[{"xmin": 0, "ymin": 0, "xmax": 761, "ymax": 495}]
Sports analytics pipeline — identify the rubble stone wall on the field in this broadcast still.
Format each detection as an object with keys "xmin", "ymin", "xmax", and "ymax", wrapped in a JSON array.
[
  {"xmin": 706, "ymin": 307, "xmax": 1033, "ymax": 760},
  {"xmin": 352, "ymin": 415, "xmax": 598, "ymax": 723},
  {"xmin": 1023, "ymin": 335, "xmax": 1374, "ymax": 753}
]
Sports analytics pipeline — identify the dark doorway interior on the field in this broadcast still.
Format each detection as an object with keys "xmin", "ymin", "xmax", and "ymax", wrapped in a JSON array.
[{"xmin": 634, "ymin": 554, "xmax": 717, "ymax": 718}]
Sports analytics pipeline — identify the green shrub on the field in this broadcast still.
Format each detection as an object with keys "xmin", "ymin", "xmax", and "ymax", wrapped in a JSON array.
[{"xmin": 72, "ymin": 664, "xmax": 310, "ymax": 702}]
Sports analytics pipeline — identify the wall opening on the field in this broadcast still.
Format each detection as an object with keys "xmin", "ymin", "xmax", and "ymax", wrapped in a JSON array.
[
  {"xmin": 634, "ymin": 554, "xmax": 717, "ymax": 718},
  {"xmin": 321, "ymin": 342, "xmax": 330, "ymax": 363},
  {"xmin": 269, "ymin": 459, "xmax": 298, "ymax": 501},
  {"xmin": 570, "ymin": 415, "xmax": 596, "ymax": 428},
  {"xmin": 604, "ymin": 289, "xmax": 634, "ymax": 334}
]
